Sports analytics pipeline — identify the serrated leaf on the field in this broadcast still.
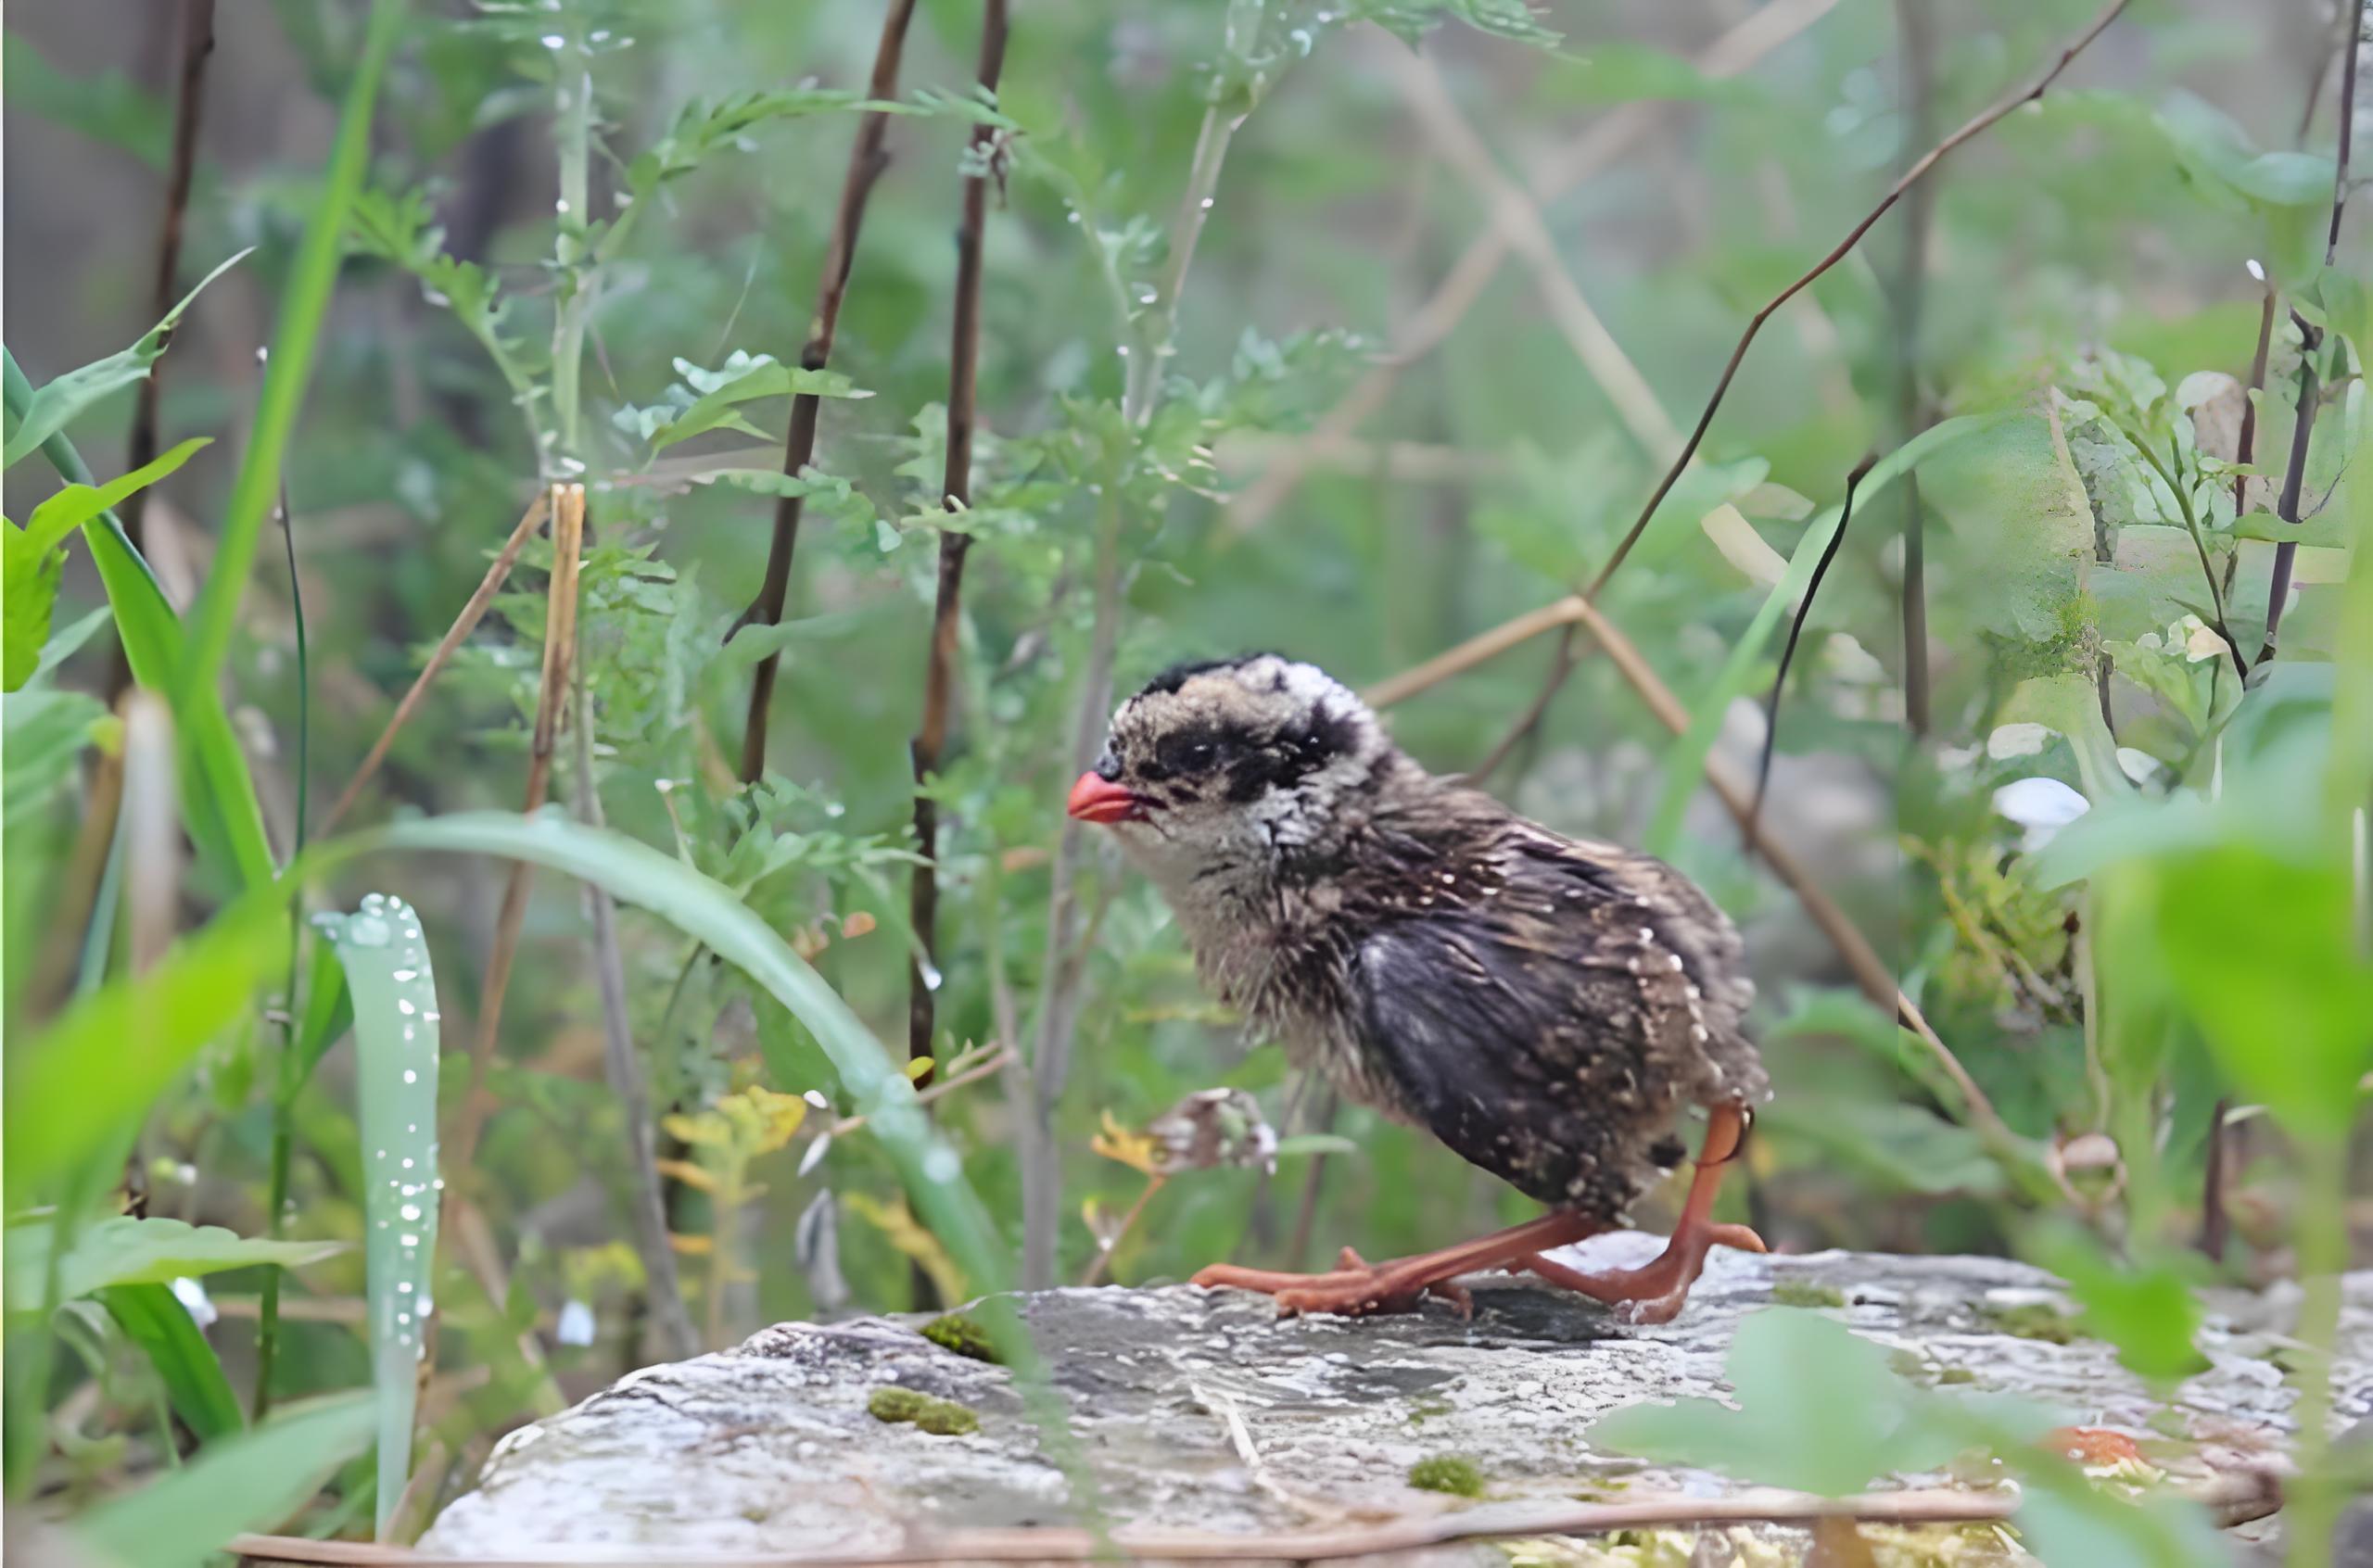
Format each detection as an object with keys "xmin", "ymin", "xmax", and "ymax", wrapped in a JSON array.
[{"xmin": 646, "ymin": 361, "xmax": 871, "ymax": 453}]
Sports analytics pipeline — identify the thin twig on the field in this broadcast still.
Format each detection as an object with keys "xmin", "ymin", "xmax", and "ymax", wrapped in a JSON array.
[
  {"xmin": 114, "ymin": 0, "xmax": 216, "ymax": 573},
  {"xmin": 2260, "ymin": 0, "xmax": 2362, "ymax": 663},
  {"xmin": 567, "ymin": 491, "xmax": 699, "ymax": 1359},
  {"xmin": 1078, "ymin": 1174, "xmax": 1164, "ymax": 1287},
  {"xmin": 1892, "ymin": 0, "xmax": 1937, "ymax": 737},
  {"xmin": 2235, "ymin": 262, "xmax": 2278, "ymax": 522},
  {"xmin": 1222, "ymin": 0, "xmax": 1838, "ymax": 538},
  {"xmin": 227, "ymin": 1472, "xmax": 2277, "ymax": 1566},
  {"xmin": 818, "ymin": 1045, "xmax": 1015, "ymax": 1143},
  {"xmin": 446, "ymin": 486, "xmax": 582, "ymax": 1188},
  {"xmin": 1751, "ymin": 456, "xmax": 1874, "ymax": 840},
  {"xmin": 1479, "ymin": 0, "xmax": 2133, "ymax": 771},
  {"xmin": 908, "ymin": 0, "xmax": 1009, "ymax": 1070},
  {"xmin": 322, "ymin": 491, "xmax": 552, "ymax": 833},
  {"xmin": 739, "ymin": 0, "xmax": 921, "ymax": 783}
]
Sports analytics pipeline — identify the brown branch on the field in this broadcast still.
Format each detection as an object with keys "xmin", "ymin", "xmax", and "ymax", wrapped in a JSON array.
[
  {"xmin": 115, "ymin": 0, "xmax": 216, "ymax": 566},
  {"xmin": 818, "ymin": 1044, "xmax": 1015, "ymax": 1143},
  {"xmin": 447, "ymin": 486, "xmax": 584, "ymax": 1187},
  {"xmin": 2260, "ymin": 0, "xmax": 2363, "ymax": 663},
  {"xmin": 2235, "ymin": 263, "xmax": 2278, "ymax": 520},
  {"xmin": 227, "ymin": 1473, "xmax": 2277, "ymax": 1566},
  {"xmin": 1478, "ymin": 0, "xmax": 2131, "ymax": 777},
  {"xmin": 321, "ymin": 490, "xmax": 551, "ymax": 833},
  {"xmin": 908, "ymin": 0, "xmax": 1009, "ymax": 1069},
  {"xmin": 738, "ymin": 0, "xmax": 921, "ymax": 784},
  {"xmin": 1221, "ymin": 0, "xmax": 1837, "ymax": 539}
]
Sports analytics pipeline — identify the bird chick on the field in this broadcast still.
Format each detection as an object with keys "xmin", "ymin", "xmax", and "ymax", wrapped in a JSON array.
[{"xmin": 1067, "ymin": 652, "xmax": 1767, "ymax": 1321}]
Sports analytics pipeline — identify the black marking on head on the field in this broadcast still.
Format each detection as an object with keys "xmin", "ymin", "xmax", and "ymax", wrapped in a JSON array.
[{"xmin": 1135, "ymin": 651, "xmax": 1288, "ymax": 701}]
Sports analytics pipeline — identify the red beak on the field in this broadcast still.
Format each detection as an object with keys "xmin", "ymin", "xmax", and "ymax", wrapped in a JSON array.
[{"xmin": 1067, "ymin": 771, "xmax": 1146, "ymax": 825}]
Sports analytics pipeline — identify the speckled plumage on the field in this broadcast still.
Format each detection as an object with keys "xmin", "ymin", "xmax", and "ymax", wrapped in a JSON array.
[{"xmin": 1087, "ymin": 653, "xmax": 1767, "ymax": 1224}]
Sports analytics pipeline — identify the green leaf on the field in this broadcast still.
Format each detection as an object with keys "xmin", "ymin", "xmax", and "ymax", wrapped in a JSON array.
[
  {"xmin": 2231, "ymin": 508, "xmax": 2350, "ymax": 550},
  {"xmin": 646, "ymin": 360, "xmax": 871, "ymax": 453},
  {"xmin": 286, "ymin": 935, "xmax": 353, "ymax": 1104},
  {"xmin": 177, "ymin": 0, "xmax": 405, "ymax": 711},
  {"xmin": 4, "ymin": 437, "xmax": 210, "ymax": 691},
  {"xmin": 1591, "ymin": 1308, "xmax": 1973, "ymax": 1495},
  {"xmin": 1, "ymin": 349, "xmax": 277, "ymax": 893},
  {"xmin": 4, "ymin": 893, "xmax": 287, "ymax": 1199},
  {"xmin": 1758, "ymin": 1098, "xmax": 2005, "ymax": 1198},
  {"xmin": 2155, "ymin": 93, "xmax": 2337, "ymax": 209},
  {"xmin": 75, "ymin": 1394, "xmax": 374, "ymax": 1568},
  {"xmin": 2030, "ymin": 1228, "xmax": 2208, "ymax": 1385},
  {"xmin": 95, "ymin": 1283, "xmax": 247, "ymax": 1443},
  {"xmin": 313, "ymin": 894, "xmax": 441, "ymax": 1537},
  {"xmin": 2, "ymin": 255, "xmax": 249, "ymax": 470},
  {"xmin": 2, "ymin": 685, "xmax": 110, "ymax": 829},
  {"xmin": 1923, "ymin": 406, "xmax": 2099, "ymax": 651},
  {"xmin": 2152, "ymin": 847, "xmax": 2373, "ymax": 1146},
  {"xmin": 6, "ymin": 1218, "xmax": 346, "ymax": 1309},
  {"xmin": 1, "ymin": 34, "xmax": 171, "ymax": 168},
  {"xmin": 371, "ymin": 812, "xmax": 1010, "ymax": 1301},
  {"xmin": 1999, "ymin": 675, "xmax": 2132, "ymax": 805}
]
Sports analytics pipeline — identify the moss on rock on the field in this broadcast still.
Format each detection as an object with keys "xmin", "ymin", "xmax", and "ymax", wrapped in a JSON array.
[{"xmin": 867, "ymin": 1385, "xmax": 980, "ymax": 1436}]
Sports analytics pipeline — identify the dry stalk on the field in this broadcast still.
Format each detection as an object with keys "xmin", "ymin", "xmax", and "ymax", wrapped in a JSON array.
[
  {"xmin": 447, "ymin": 485, "xmax": 583, "ymax": 1186},
  {"xmin": 1222, "ymin": 0, "xmax": 1839, "ymax": 538},
  {"xmin": 227, "ymin": 1471, "xmax": 2278, "ymax": 1566},
  {"xmin": 738, "ymin": 0, "xmax": 921, "ymax": 783},
  {"xmin": 322, "ymin": 490, "xmax": 552, "ymax": 832}
]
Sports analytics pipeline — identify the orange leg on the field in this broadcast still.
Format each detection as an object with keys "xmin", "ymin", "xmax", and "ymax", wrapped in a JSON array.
[
  {"xmin": 1192, "ymin": 1210, "xmax": 1601, "ymax": 1317},
  {"xmin": 1518, "ymin": 1100, "xmax": 1764, "ymax": 1324}
]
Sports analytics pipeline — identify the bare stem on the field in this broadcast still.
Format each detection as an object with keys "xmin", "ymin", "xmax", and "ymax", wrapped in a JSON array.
[
  {"xmin": 908, "ymin": 0, "xmax": 1010, "ymax": 1067},
  {"xmin": 322, "ymin": 490, "xmax": 551, "ymax": 833},
  {"xmin": 2261, "ymin": 0, "xmax": 2362, "ymax": 664},
  {"xmin": 115, "ymin": 0, "xmax": 216, "ymax": 574},
  {"xmin": 1893, "ymin": 0, "xmax": 1937, "ymax": 737},
  {"xmin": 739, "ymin": 0, "xmax": 921, "ymax": 783},
  {"xmin": 570, "ymin": 561, "xmax": 701, "ymax": 1360},
  {"xmin": 446, "ymin": 486, "xmax": 582, "ymax": 1188},
  {"xmin": 1078, "ymin": 1174, "xmax": 1164, "ymax": 1287}
]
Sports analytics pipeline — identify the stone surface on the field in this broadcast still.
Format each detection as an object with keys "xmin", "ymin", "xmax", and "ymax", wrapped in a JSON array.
[{"xmin": 421, "ymin": 1240, "xmax": 2373, "ymax": 1562}]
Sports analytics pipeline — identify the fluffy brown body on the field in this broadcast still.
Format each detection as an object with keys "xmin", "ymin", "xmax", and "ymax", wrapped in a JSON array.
[{"xmin": 1076, "ymin": 654, "xmax": 1769, "ymax": 1238}]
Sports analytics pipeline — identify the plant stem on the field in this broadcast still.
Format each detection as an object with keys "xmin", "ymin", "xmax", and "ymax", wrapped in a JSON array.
[
  {"xmin": 567, "ymin": 496, "xmax": 700, "ymax": 1360},
  {"xmin": 1079, "ymin": 1175, "xmax": 1164, "ymax": 1287},
  {"xmin": 111, "ymin": 0, "xmax": 216, "ymax": 699},
  {"xmin": 2284, "ymin": 1135, "xmax": 2351, "ymax": 1568},
  {"xmin": 1893, "ymin": 0, "xmax": 1936, "ymax": 737},
  {"xmin": 2264, "ymin": 0, "xmax": 2362, "ymax": 662},
  {"xmin": 1019, "ymin": 0, "xmax": 1267, "ymax": 1291},
  {"xmin": 739, "ymin": 0, "xmax": 921, "ymax": 784},
  {"xmin": 908, "ymin": 0, "xmax": 1010, "ymax": 1069},
  {"xmin": 548, "ymin": 34, "xmax": 595, "ymax": 471},
  {"xmin": 253, "ymin": 485, "xmax": 312, "ymax": 1422}
]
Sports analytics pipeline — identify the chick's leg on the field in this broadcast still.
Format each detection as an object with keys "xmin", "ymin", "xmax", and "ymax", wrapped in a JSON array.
[
  {"xmin": 1192, "ymin": 1210, "xmax": 1601, "ymax": 1318},
  {"xmin": 1516, "ymin": 1100, "xmax": 1764, "ymax": 1324}
]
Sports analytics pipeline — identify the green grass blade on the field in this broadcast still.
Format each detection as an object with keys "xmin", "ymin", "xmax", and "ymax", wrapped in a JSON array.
[
  {"xmin": 372, "ymin": 811, "xmax": 1009, "ymax": 1295},
  {"xmin": 178, "ymin": 0, "xmax": 405, "ymax": 705},
  {"xmin": 1641, "ymin": 414, "xmax": 1996, "ymax": 860},
  {"xmin": 313, "ymin": 894, "xmax": 439, "ymax": 1538},
  {"xmin": 0, "ymin": 349, "xmax": 276, "ymax": 891},
  {"xmin": 6, "ymin": 1217, "xmax": 346, "ymax": 1306},
  {"xmin": 75, "ymin": 1393, "xmax": 374, "ymax": 1568},
  {"xmin": 3, "ymin": 894, "xmax": 287, "ymax": 1200},
  {"xmin": 95, "ymin": 1283, "xmax": 246, "ymax": 1443}
]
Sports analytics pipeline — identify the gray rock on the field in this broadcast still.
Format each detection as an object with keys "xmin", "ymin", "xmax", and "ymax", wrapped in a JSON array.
[{"xmin": 421, "ymin": 1243, "xmax": 2373, "ymax": 1562}]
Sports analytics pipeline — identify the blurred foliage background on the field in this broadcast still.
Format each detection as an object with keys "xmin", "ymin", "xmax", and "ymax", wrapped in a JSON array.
[{"xmin": 2, "ymin": 0, "xmax": 2367, "ymax": 1555}]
